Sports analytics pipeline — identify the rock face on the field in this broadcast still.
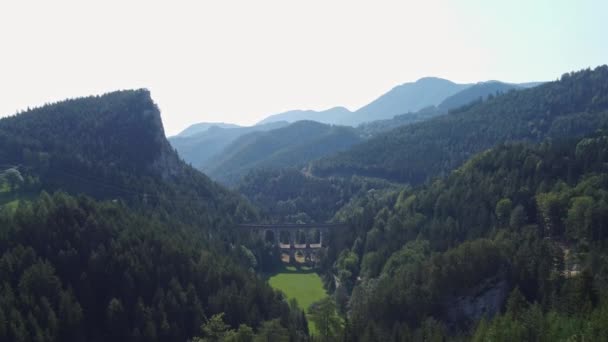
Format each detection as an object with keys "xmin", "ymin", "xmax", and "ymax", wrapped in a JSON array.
[
  {"xmin": 150, "ymin": 143, "xmax": 184, "ymax": 180},
  {"xmin": 443, "ymin": 276, "xmax": 509, "ymax": 329},
  {"xmin": 0, "ymin": 88, "xmax": 193, "ymax": 184},
  {"xmin": 140, "ymin": 102, "xmax": 188, "ymax": 180}
]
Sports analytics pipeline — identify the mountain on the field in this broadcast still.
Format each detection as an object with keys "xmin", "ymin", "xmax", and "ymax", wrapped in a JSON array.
[
  {"xmin": 357, "ymin": 82, "xmax": 525, "ymax": 136},
  {"xmin": 437, "ymin": 81, "xmax": 522, "ymax": 111},
  {"xmin": 177, "ymin": 121, "xmax": 241, "ymax": 137},
  {"xmin": 358, "ymin": 81, "xmax": 545, "ymax": 136},
  {"xmin": 256, "ymin": 106, "xmax": 352, "ymax": 126},
  {"xmin": 203, "ymin": 120, "xmax": 364, "ymax": 185},
  {"xmin": 357, "ymin": 106, "xmax": 444, "ymax": 136},
  {"xmin": 169, "ymin": 121, "xmax": 288, "ymax": 169},
  {"xmin": 0, "ymin": 90, "xmax": 301, "ymax": 341},
  {"xmin": 250, "ymin": 78, "xmax": 542, "ymax": 130},
  {"xmin": 237, "ymin": 168, "xmax": 395, "ymax": 223},
  {"xmin": 0, "ymin": 90, "xmax": 244, "ymax": 209},
  {"xmin": 312, "ymin": 66, "xmax": 608, "ymax": 183},
  {"xmin": 334, "ymin": 131, "xmax": 608, "ymax": 339},
  {"xmin": 347, "ymin": 77, "xmax": 471, "ymax": 125}
]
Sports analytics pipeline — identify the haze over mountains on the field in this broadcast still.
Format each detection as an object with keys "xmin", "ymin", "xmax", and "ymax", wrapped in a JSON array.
[
  {"xmin": 244, "ymin": 77, "xmax": 542, "ymax": 127},
  {"xmin": 169, "ymin": 121, "xmax": 288, "ymax": 170},
  {"xmin": 177, "ymin": 122, "xmax": 241, "ymax": 137},
  {"xmin": 2, "ymin": 66, "xmax": 608, "ymax": 341},
  {"xmin": 312, "ymin": 67, "xmax": 608, "ymax": 183},
  {"xmin": 171, "ymin": 76, "xmax": 543, "ymax": 185},
  {"xmin": 256, "ymin": 106, "xmax": 352, "ymax": 126},
  {"xmin": 202, "ymin": 121, "xmax": 364, "ymax": 184}
]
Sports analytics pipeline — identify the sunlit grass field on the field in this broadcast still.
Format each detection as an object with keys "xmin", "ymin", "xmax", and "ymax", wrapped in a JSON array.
[{"xmin": 268, "ymin": 265, "xmax": 327, "ymax": 334}]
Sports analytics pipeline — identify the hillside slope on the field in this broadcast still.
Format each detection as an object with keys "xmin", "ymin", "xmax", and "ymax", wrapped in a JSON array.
[
  {"xmin": 437, "ymin": 81, "xmax": 521, "ymax": 111},
  {"xmin": 177, "ymin": 122, "xmax": 241, "ymax": 137},
  {"xmin": 334, "ymin": 132, "xmax": 608, "ymax": 339},
  {"xmin": 347, "ymin": 77, "xmax": 470, "ymax": 125},
  {"xmin": 204, "ymin": 121, "xmax": 364, "ymax": 185},
  {"xmin": 0, "ymin": 89, "xmax": 254, "ymax": 226},
  {"xmin": 169, "ymin": 121, "xmax": 288, "ymax": 169},
  {"xmin": 0, "ymin": 90, "xmax": 302, "ymax": 341},
  {"xmin": 312, "ymin": 66, "xmax": 608, "ymax": 184},
  {"xmin": 256, "ymin": 106, "xmax": 352, "ymax": 125}
]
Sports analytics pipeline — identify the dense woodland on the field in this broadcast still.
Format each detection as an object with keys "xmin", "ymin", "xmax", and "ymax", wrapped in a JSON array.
[
  {"xmin": 2, "ymin": 67, "xmax": 608, "ymax": 341},
  {"xmin": 238, "ymin": 168, "xmax": 395, "ymax": 224},
  {"xmin": 0, "ymin": 192, "xmax": 302, "ymax": 342},
  {"xmin": 234, "ymin": 67, "xmax": 608, "ymax": 341},
  {"xmin": 203, "ymin": 121, "xmax": 363, "ymax": 186},
  {"xmin": 0, "ymin": 91, "xmax": 308, "ymax": 341},
  {"xmin": 312, "ymin": 66, "xmax": 608, "ymax": 184},
  {"xmin": 326, "ymin": 133, "xmax": 608, "ymax": 340},
  {"xmin": 0, "ymin": 89, "xmax": 259, "ymax": 229},
  {"xmin": 168, "ymin": 121, "xmax": 288, "ymax": 170}
]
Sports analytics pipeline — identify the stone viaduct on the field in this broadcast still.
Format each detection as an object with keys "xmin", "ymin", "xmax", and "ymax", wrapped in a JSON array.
[{"xmin": 237, "ymin": 223, "xmax": 346, "ymax": 263}]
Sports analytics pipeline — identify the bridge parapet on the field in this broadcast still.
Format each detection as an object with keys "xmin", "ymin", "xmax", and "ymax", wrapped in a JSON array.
[
  {"xmin": 237, "ymin": 223, "xmax": 346, "ymax": 230},
  {"xmin": 237, "ymin": 223, "xmax": 346, "ymax": 263}
]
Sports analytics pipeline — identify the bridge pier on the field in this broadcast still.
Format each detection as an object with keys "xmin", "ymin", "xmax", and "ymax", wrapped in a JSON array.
[{"xmin": 238, "ymin": 223, "xmax": 345, "ymax": 265}]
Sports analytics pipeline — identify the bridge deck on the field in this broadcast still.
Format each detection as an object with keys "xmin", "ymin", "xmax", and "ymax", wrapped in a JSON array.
[
  {"xmin": 238, "ymin": 223, "xmax": 346, "ymax": 230},
  {"xmin": 278, "ymin": 243, "xmax": 323, "ymax": 250}
]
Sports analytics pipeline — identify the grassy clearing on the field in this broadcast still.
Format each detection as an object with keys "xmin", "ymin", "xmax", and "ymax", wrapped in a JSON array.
[
  {"xmin": 3, "ymin": 199, "xmax": 20, "ymax": 213},
  {"xmin": 0, "ymin": 187, "xmax": 37, "ymax": 215},
  {"xmin": 268, "ymin": 265, "xmax": 327, "ymax": 334}
]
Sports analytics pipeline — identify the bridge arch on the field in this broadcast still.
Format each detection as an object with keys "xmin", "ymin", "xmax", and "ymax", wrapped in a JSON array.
[{"xmin": 238, "ymin": 223, "xmax": 345, "ymax": 264}]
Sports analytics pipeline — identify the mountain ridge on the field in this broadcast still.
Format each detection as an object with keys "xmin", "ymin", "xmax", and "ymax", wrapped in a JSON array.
[
  {"xmin": 256, "ymin": 106, "xmax": 352, "ymax": 126},
  {"xmin": 177, "ymin": 121, "xmax": 241, "ymax": 137},
  {"xmin": 312, "ymin": 66, "xmax": 608, "ymax": 183},
  {"xmin": 203, "ymin": 120, "xmax": 364, "ymax": 185}
]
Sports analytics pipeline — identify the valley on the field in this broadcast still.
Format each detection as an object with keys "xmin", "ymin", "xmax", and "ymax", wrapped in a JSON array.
[
  {"xmin": 1, "ymin": 63, "xmax": 607, "ymax": 342},
  {"xmin": 2, "ymin": 2, "xmax": 606, "ymax": 341}
]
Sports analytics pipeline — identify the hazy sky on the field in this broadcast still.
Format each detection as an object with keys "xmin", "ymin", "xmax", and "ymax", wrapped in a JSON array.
[{"xmin": 1, "ymin": 0, "xmax": 606, "ymax": 135}]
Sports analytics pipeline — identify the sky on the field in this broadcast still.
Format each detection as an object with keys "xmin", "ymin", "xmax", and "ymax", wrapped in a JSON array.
[{"xmin": 0, "ymin": 0, "xmax": 606, "ymax": 135}]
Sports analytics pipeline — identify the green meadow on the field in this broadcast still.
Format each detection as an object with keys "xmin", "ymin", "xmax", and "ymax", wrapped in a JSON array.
[{"xmin": 268, "ymin": 265, "xmax": 327, "ymax": 333}]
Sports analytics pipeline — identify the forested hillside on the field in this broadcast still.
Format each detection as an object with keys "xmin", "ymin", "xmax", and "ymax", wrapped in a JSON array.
[
  {"xmin": 0, "ymin": 91, "xmax": 309, "ymax": 342},
  {"xmin": 313, "ymin": 66, "xmax": 608, "ymax": 184},
  {"xmin": 0, "ymin": 192, "xmax": 293, "ymax": 342},
  {"xmin": 436, "ymin": 81, "xmax": 521, "ymax": 111},
  {"xmin": 0, "ymin": 90, "xmax": 260, "ymax": 228},
  {"xmin": 3, "ymin": 67, "xmax": 608, "ymax": 342},
  {"xmin": 238, "ymin": 168, "xmax": 396, "ymax": 223},
  {"xmin": 357, "ymin": 81, "xmax": 529, "ymax": 137},
  {"xmin": 356, "ymin": 107, "xmax": 443, "ymax": 137},
  {"xmin": 168, "ymin": 121, "xmax": 288, "ymax": 170},
  {"xmin": 328, "ymin": 132, "xmax": 608, "ymax": 340},
  {"xmin": 204, "ymin": 121, "xmax": 364, "ymax": 185}
]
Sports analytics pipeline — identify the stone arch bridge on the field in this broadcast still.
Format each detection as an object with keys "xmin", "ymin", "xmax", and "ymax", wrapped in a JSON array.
[{"xmin": 237, "ymin": 223, "xmax": 346, "ymax": 263}]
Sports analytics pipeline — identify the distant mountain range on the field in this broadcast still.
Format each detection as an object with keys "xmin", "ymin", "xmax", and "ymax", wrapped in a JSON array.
[
  {"xmin": 256, "ymin": 106, "xmax": 351, "ymax": 126},
  {"xmin": 170, "ymin": 77, "xmax": 545, "ymax": 183},
  {"xmin": 169, "ymin": 121, "xmax": 288, "ymax": 169},
  {"xmin": 311, "ymin": 67, "xmax": 608, "ymax": 183},
  {"xmin": 202, "ymin": 120, "xmax": 364, "ymax": 185},
  {"xmin": 250, "ymin": 78, "xmax": 543, "ymax": 127},
  {"xmin": 177, "ymin": 122, "xmax": 241, "ymax": 137},
  {"xmin": 349, "ymin": 77, "xmax": 470, "ymax": 125}
]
